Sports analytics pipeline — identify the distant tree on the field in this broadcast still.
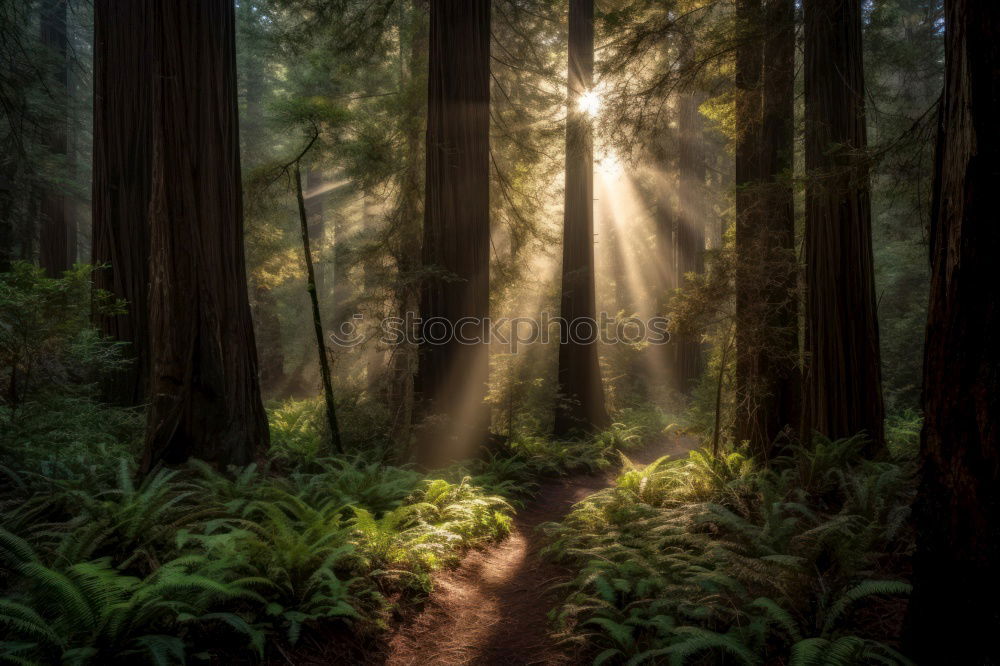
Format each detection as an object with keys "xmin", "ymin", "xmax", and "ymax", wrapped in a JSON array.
[
  {"xmin": 554, "ymin": 0, "xmax": 609, "ymax": 435},
  {"xmin": 386, "ymin": 2, "xmax": 427, "ymax": 449},
  {"xmin": 38, "ymin": 0, "xmax": 69, "ymax": 277},
  {"xmin": 91, "ymin": 0, "xmax": 152, "ymax": 406},
  {"xmin": 802, "ymin": 0, "xmax": 885, "ymax": 451},
  {"xmin": 672, "ymin": 40, "xmax": 708, "ymax": 396},
  {"xmin": 905, "ymin": 0, "xmax": 1000, "ymax": 661},
  {"xmin": 415, "ymin": 0, "xmax": 491, "ymax": 462},
  {"xmin": 142, "ymin": 0, "xmax": 269, "ymax": 472}
]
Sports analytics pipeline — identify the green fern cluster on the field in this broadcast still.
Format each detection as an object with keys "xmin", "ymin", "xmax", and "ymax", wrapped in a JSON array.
[
  {"xmin": 0, "ymin": 447, "xmax": 515, "ymax": 664},
  {"xmin": 543, "ymin": 435, "xmax": 916, "ymax": 665}
]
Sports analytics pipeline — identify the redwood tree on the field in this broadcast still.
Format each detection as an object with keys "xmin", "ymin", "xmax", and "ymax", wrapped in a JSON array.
[
  {"xmin": 91, "ymin": 0, "xmax": 152, "ymax": 406},
  {"xmin": 905, "ymin": 1, "xmax": 1000, "ymax": 660},
  {"xmin": 735, "ymin": 0, "xmax": 798, "ymax": 456},
  {"xmin": 142, "ymin": 0, "xmax": 269, "ymax": 472},
  {"xmin": 553, "ymin": 0, "xmax": 609, "ymax": 435},
  {"xmin": 415, "ymin": 0, "xmax": 491, "ymax": 462},
  {"xmin": 672, "ymin": 68, "xmax": 707, "ymax": 395},
  {"xmin": 802, "ymin": 0, "xmax": 885, "ymax": 451}
]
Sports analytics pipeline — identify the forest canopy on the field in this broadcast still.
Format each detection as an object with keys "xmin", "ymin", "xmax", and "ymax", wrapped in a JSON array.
[{"xmin": 1, "ymin": 0, "xmax": 997, "ymax": 664}]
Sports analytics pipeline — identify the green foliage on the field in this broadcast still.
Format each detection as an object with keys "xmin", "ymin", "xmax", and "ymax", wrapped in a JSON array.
[
  {"xmin": 0, "ymin": 263, "xmax": 123, "ymax": 411},
  {"xmin": 0, "ymin": 264, "xmax": 141, "ymax": 484},
  {"xmin": 0, "ymin": 444, "xmax": 517, "ymax": 662},
  {"xmin": 544, "ymin": 436, "xmax": 916, "ymax": 665},
  {"xmin": 0, "ymin": 530, "xmax": 263, "ymax": 665}
]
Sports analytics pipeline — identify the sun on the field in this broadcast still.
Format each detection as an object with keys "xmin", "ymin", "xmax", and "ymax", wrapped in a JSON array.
[{"xmin": 577, "ymin": 89, "xmax": 601, "ymax": 117}]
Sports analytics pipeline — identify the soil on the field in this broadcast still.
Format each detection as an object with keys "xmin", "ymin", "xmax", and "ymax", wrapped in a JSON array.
[{"xmin": 375, "ymin": 434, "xmax": 695, "ymax": 666}]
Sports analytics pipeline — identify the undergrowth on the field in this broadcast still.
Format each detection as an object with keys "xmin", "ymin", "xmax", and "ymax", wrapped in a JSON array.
[
  {"xmin": 1, "ymin": 390, "xmax": 666, "ymax": 663},
  {"xmin": 543, "ymin": 434, "xmax": 917, "ymax": 665}
]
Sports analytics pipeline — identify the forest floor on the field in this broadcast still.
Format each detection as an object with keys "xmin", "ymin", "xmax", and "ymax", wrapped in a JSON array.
[{"xmin": 375, "ymin": 434, "xmax": 696, "ymax": 666}]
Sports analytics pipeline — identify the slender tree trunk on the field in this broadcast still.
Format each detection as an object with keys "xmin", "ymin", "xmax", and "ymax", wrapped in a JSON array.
[
  {"xmin": 802, "ymin": 0, "xmax": 885, "ymax": 452},
  {"xmin": 295, "ymin": 162, "xmax": 343, "ymax": 454},
  {"xmin": 304, "ymin": 167, "xmax": 326, "ymax": 295},
  {"xmin": 38, "ymin": 0, "xmax": 69, "ymax": 277},
  {"xmin": 414, "ymin": 0, "xmax": 491, "ymax": 464},
  {"xmin": 554, "ymin": 0, "xmax": 610, "ymax": 436},
  {"xmin": 142, "ymin": 0, "xmax": 269, "ymax": 472},
  {"xmin": 92, "ymin": 0, "xmax": 152, "ymax": 406},
  {"xmin": 905, "ymin": 1, "xmax": 1000, "ymax": 661},
  {"xmin": 735, "ymin": 0, "xmax": 799, "ymax": 457}
]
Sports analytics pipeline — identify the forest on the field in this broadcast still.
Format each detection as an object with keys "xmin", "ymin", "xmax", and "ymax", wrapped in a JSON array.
[{"xmin": 0, "ymin": 0, "xmax": 997, "ymax": 664}]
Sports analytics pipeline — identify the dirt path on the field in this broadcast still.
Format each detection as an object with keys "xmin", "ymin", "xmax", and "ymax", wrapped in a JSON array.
[{"xmin": 379, "ymin": 435, "xmax": 694, "ymax": 666}]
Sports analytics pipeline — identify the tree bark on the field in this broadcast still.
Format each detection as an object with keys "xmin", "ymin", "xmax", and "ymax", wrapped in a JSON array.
[
  {"xmin": 735, "ymin": 0, "xmax": 799, "ymax": 457},
  {"xmin": 38, "ymin": 0, "xmax": 69, "ymax": 277},
  {"xmin": 553, "ymin": 0, "xmax": 610, "ymax": 436},
  {"xmin": 142, "ymin": 0, "xmax": 269, "ymax": 472},
  {"xmin": 905, "ymin": 1, "xmax": 1000, "ymax": 661},
  {"xmin": 673, "ymin": 56, "xmax": 707, "ymax": 395},
  {"xmin": 802, "ymin": 0, "xmax": 885, "ymax": 452},
  {"xmin": 415, "ymin": 0, "xmax": 491, "ymax": 464},
  {"xmin": 91, "ymin": 0, "xmax": 153, "ymax": 406}
]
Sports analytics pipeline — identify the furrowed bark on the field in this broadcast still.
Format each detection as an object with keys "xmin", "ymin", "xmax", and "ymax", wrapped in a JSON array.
[
  {"xmin": 92, "ymin": 0, "xmax": 153, "ymax": 406},
  {"xmin": 905, "ymin": 1, "xmax": 1000, "ymax": 660},
  {"xmin": 415, "ymin": 0, "xmax": 491, "ymax": 464},
  {"xmin": 802, "ymin": 0, "xmax": 885, "ymax": 452},
  {"xmin": 142, "ymin": 0, "xmax": 269, "ymax": 472}
]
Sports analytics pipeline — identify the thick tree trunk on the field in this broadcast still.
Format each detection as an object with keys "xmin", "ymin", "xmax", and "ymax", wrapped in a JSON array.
[
  {"xmin": 735, "ymin": 0, "xmax": 799, "ymax": 457},
  {"xmin": 802, "ymin": 0, "xmax": 885, "ymax": 452},
  {"xmin": 415, "ymin": 0, "xmax": 491, "ymax": 463},
  {"xmin": 91, "ymin": 0, "xmax": 152, "ymax": 406},
  {"xmin": 905, "ymin": 1, "xmax": 1000, "ymax": 661},
  {"xmin": 554, "ymin": 0, "xmax": 610, "ymax": 436},
  {"xmin": 142, "ymin": 0, "xmax": 269, "ymax": 472},
  {"xmin": 38, "ymin": 0, "xmax": 69, "ymax": 277}
]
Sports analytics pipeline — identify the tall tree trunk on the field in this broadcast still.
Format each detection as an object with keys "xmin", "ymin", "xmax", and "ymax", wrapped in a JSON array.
[
  {"xmin": 92, "ymin": 0, "xmax": 153, "ymax": 406},
  {"xmin": 415, "ymin": 0, "xmax": 491, "ymax": 464},
  {"xmin": 38, "ymin": 0, "xmax": 69, "ymax": 277},
  {"xmin": 905, "ymin": 1, "xmax": 1000, "ymax": 661},
  {"xmin": 735, "ymin": 0, "xmax": 799, "ymax": 457},
  {"xmin": 295, "ymin": 161, "xmax": 343, "ymax": 455},
  {"xmin": 802, "ymin": 0, "xmax": 885, "ymax": 452},
  {"xmin": 304, "ymin": 167, "xmax": 326, "ymax": 295},
  {"xmin": 553, "ymin": 0, "xmax": 609, "ymax": 436},
  {"xmin": 673, "ymin": 56, "xmax": 707, "ymax": 395},
  {"xmin": 388, "ymin": 0, "xmax": 427, "ymax": 451},
  {"xmin": 142, "ymin": 0, "xmax": 269, "ymax": 472},
  {"xmin": 734, "ymin": 0, "xmax": 764, "ymax": 447}
]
